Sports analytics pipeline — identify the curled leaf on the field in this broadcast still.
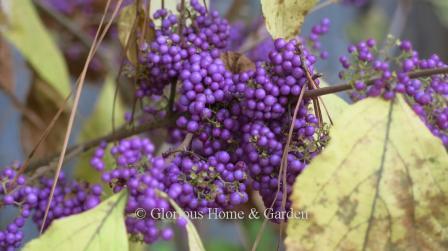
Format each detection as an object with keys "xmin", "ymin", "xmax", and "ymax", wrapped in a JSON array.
[
  {"xmin": 118, "ymin": 2, "xmax": 155, "ymax": 66},
  {"xmin": 286, "ymin": 96, "xmax": 448, "ymax": 250},
  {"xmin": 260, "ymin": 0, "xmax": 317, "ymax": 40},
  {"xmin": 221, "ymin": 52, "xmax": 256, "ymax": 74},
  {"xmin": 23, "ymin": 191, "xmax": 129, "ymax": 251}
]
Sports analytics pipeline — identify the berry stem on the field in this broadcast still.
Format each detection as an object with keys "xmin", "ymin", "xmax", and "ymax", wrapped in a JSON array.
[{"xmin": 304, "ymin": 67, "xmax": 448, "ymax": 98}]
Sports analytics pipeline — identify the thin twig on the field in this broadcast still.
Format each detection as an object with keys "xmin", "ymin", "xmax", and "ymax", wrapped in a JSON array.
[
  {"xmin": 298, "ymin": 46, "xmax": 324, "ymax": 126},
  {"xmin": 40, "ymin": 0, "xmax": 122, "ymax": 233}
]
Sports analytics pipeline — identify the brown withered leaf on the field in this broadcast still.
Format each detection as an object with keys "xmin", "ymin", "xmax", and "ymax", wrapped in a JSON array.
[
  {"xmin": 118, "ymin": 2, "xmax": 155, "ymax": 66},
  {"xmin": 0, "ymin": 37, "xmax": 14, "ymax": 92},
  {"xmin": 220, "ymin": 52, "xmax": 255, "ymax": 74},
  {"xmin": 20, "ymin": 76, "xmax": 69, "ymax": 158}
]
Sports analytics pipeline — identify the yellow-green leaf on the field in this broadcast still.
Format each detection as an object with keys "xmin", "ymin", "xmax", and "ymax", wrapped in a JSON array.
[
  {"xmin": 23, "ymin": 191, "xmax": 129, "ymax": 251},
  {"xmin": 74, "ymin": 76, "xmax": 125, "ymax": 184},
  {"xmin": 1, "ymin": 0, "xmax": 70, "ymax": 96},
  {"xmin": 158, "ymin": 191, "xmax": 206, "ymax": 251},
  {"xmin": 286, "ymin": 96, "xmax": 448, "ymax": 251},
  {"xmin": 260, "ymin": 0, "xmax": 317, "ymax": 40}
]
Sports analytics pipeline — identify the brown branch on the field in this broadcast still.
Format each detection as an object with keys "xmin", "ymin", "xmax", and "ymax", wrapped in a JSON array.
[{"xmin": 303, "ymin": 67, "xmax": 448, "ymax": 98}]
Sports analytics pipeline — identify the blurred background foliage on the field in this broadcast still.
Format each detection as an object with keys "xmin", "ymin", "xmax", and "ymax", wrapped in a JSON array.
[{"xmin": 0, "ymin": 0, "xmax": 447, "ymax": 250}]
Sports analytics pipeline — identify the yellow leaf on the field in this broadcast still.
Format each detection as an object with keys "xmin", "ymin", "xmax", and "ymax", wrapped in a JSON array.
[
  {"xmin": 1, "ymin": 0, "xmax": 70, "ymax": 96},
  {"xmin": 260, "ymin": 0, "xmax": 317, "ymax": 40},
  {"xmin": 286, "ymin": 96, "xmax": 448, "ymax": 251},
  {"xmin": 23, "ymin": 191, "xmax": 129, "ymax": 251},
  {"xmin": 158, "ymin": 191, "xmax": 206, "ymax": 251}
]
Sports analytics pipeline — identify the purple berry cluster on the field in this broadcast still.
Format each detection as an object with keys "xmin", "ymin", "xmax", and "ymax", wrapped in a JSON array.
[
  {"xmin": 91, "ymin": 137, "xmax": 175, "ymax": 243},
  {"xmin": 339, "ymin": 38, "xmax": 448, "ymax": 146},
  {"xmin": 164, "ymin": 152, "xmax": 249, "ymax": 212},
  {"xmin": 0, "ymin": 164, "xmax": 101, "ymax": 250},
  {"xmin": 172, "ymin": 37, "xmax": 328, "ymax": 216},
  {"xmin": 32, "ymin": 174, "xmax": 102, "ymax": 231},
  {"xmin": 89, "ymin": 135, "xmax": 249, "ymax": 243},
  {"xmin": 124, "ymin": 1, "xmax": 329, "ymax": 222},
  {"xmin": 135, "ymin": 0, "xmax": 230, "ymax": 97},
  {"xmin": 307, "ymin": 18, "xmax": 331, "ymax": 60}
]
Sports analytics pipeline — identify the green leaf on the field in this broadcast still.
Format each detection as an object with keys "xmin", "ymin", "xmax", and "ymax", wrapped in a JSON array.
[
  {"xmin": 1, "ymin": 0, "xmax": 70, "ymax": 96},
  {"xmin": 74, "ymin": 76, "xmax": 125, "ymax": 184},
  {"xmin": 286, "ymin": 96, "xmax": 448, "ymax": 250},
  {"xmin": 260, "ymin": 0, "xmax": 317, "ymax": 40},
  {"xmin": 158, "ymin": 191, "xmax": 206, "ymax": 251},
  {"xmin": 430, "ymin": 0, "xmax": 448, "ymax": 28},
  {"xmin": 23, "ymin": 191, "xmax": 129, "ymax": 251}
]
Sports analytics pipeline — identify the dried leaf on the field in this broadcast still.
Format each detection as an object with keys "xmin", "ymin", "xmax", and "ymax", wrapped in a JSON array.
[
  {"xmin": 118, "ymin": 2, "xmax": 155, "ymax": 66},
  {"xmin": 286, "ymin": 96, "xmax": 448, "ymax": 251},
  {"xmin": 260, "ymin": 0, "xmax": 317, "ymax": 40},
  {"xmin": 221, "ymin": 52, "xmax": 256, "ymax": 74},
  {"xmin": 0, "ymin": 37, "xmax": 14, "ymax": 92},
  {"xmin": 20, "ymin": 77, "xmax": 69, "ymax": 158},
  {"xmin": 23, "ymin": 191, "xmax": 129, "ymax": 251}
]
